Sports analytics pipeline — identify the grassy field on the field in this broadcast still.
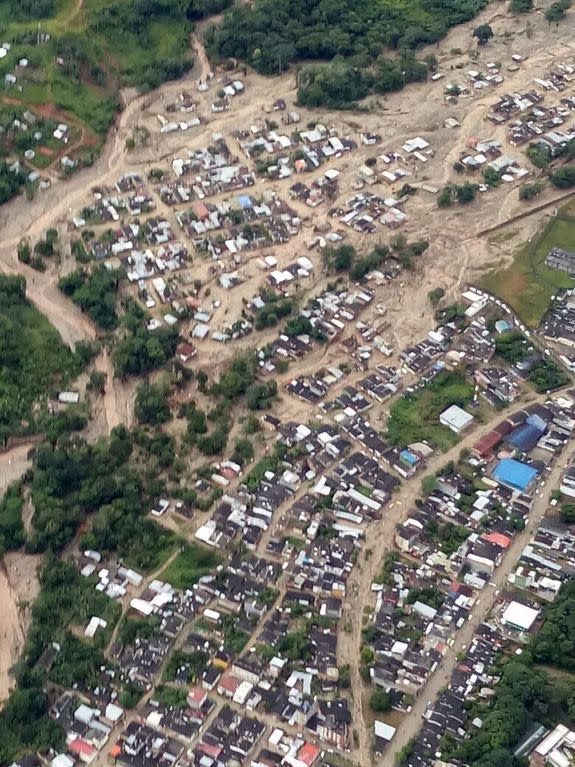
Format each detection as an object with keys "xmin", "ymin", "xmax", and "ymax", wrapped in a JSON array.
[
  {"xmin": 0, "ymin": 274, "xmax": 82, "ymax": 438},
  {"xmin": 160, "ymin": 543, "xmax": 222, "ymax": 589},
  {"xmin": 387, "ymin": 370, "xmax": 475, "ymax": 451},
  {"xmin": 480, "ymin": 208, "xmax": 575, "ymax": 327}
]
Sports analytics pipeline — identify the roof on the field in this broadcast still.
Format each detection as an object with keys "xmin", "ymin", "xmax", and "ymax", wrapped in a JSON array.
[
  {"xmin": 298, "ymin": 743, "xmax": 320, "ymax": 766},
  {"xmin": 483, "ymin": 531, "xmax": 511, "ymax": 549},
  {"xmin": 492, "ymin": 458, "xmax": 538, "ymax": 492},
  {"xmin": 69, "ymin": 740, "xmax": 96, "ymax": 757},
  {"xmin": 374, "ymin": 720, "xmax": 396, "ymax": 741},
  {"xmin": 507, "ymin": 423, "xmax": 542, "ymax": 452},
  {"xmin": 502, "ymin": 600, "xmax": 539, "ymax": 630},
  {"xmin": 473, "ymin": 429, "xmax": 503, "ymax": 456},
  {"xmin": 440, "ymin": 404, "xmax": 474, "ymax": 431}
]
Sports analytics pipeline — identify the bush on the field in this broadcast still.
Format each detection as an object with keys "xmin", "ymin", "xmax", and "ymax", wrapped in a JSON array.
[
  {"xmin": 428, "ymin": 287, "xmax": 445, "ymax": 307},
  {"xmin": 549, "ymin": 166, "xmax": 575, "ymax": 189},
  {"xmin": 519, "ymin": 181, "xmax": 544, "ymax": 201},
  {"xmin": 246, "ymin": 381, "xmax": 277, "ymax": 410},
  {"xmin": 369, "ymin": 689, "xmax": 391, "ymax": 713},
  {"xmin": 135, "ymin": 382, "xmax": 171, "ymax": 425}
]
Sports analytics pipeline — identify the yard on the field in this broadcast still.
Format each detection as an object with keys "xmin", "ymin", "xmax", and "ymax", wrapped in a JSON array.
[
  {"xmin": 480, "ymin": 208, "xmax": 575, "ymax": 327},
  {"xmin": 386, "ymin": 370, "xmax": 474, "ymax": 451},
  {"xmin": 160, "ymin": 543, "xmax": 222, "ymax": 590}
]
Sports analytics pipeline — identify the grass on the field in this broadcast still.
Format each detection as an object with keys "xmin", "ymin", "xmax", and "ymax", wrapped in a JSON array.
[
  {"xmin": 480, "ymin": 208, "xmax": 575, "ymax": 327},
  {"xmin": 160, "ymin": 543, "xmax": 222, "ymax": 590},
  {"xmin": 386, "ymin": 370, "xmax": 474, "ymax": 451},
  {"xmin": 0, "ymin": 0, "xmax": 193, "ymax": 160},
  {"xmin": 0, "ymin": 275, "xmax": 82, "ymax": 437}
]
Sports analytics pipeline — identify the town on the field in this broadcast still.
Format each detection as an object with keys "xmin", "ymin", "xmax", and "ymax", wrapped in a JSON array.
[{"xmin": 0, "ymin": 4, "xmax": 575, "ymax": 767}]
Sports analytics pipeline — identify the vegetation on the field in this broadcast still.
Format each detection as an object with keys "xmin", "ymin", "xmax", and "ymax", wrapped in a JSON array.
[
  {"xmin": 113, "ymin": 300, "xmax": 180, "ymax": 377},
  {"xmin": 322, "ymin": 239, "xmax": 428, "ymax": 283},
  {"xmin": 549, "ymin": 166, "xmax": 575, "ymax": 189},
  {"xmin": 135, "ymin": 382, "xmax": 171, "ymax": 425},
  {"xmin": 0, "ymin": 483, "xmax": 25, "ymax": 558},
  {"xmin": 369, "ymin": 688, "xmax": 392, "ymax": 713},
  {"xmin": 472, "ymin": 23, "xmax": 494, "ymax": 45},
  {"xmin": 428, "ymin": 287, "xmax": 445, "ymax": 307},
  {"xmin": 518, "ymin": 181, "xmax": 544, "ymax": 201},
  {"xmin": 0, "ymin": 555, "xmax": 123, "ymax": 762},
  {"xmin": 0, "ymin": 161, "xmax": 27, "ymax": 204},
  {"xmin": 452, "ymin": 580, "xmax": 575, "ymax": 767},
  {"xmin": 425, "ymin": 518, "xmax": 469, "ymax": 554},
  {"xmin": 387, "ymin": 371, "xmax": 474, "ymax": 450},
  {"xmin": 207, "ymin": 0, "xmax": 486, "ymax": 106},
  {"xmin": 438, "ymin": 182, "xmax": 478, "ymax": 206},
  {"xmin": 531, "ymin": 580, "xmax": 575, "ymax": 671},
  {"xmin": 480, "ymin": 206, "xmax": 575, "ymax": 326},
  {"xmin": 59, "ymin": 265, "xmax": 123, "ymax": 331},
  {"xmin": 544, "ymin": 0, "xmax": 572, "ymax": 23},
  {"xmin": 509, "ymin": 0, "xmax": 533, "ymax": 12},
  {"xmin": 0, "ymin": 275, "xmax": 82, "ymax": 441},
  {"xmin": 160, "ymin": 544, "xmax": 221, "ymax": 590},
  {"xmin": 495, "ymin": 332, "xmax": 569, "ymax": 392},
  {"xmin": 164, "ymin": 648, "xmax": 209, "ymax": 683}
]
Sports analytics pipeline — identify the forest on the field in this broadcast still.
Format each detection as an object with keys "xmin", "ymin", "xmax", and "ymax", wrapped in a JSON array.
[{"xmin": 207, "ymin": 0, "xmax": 487, "ymax": 105}]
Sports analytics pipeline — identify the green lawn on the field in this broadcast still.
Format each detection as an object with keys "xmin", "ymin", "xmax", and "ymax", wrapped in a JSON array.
[
  {"xmin": 386, "ymin": 370, "xmax": 474, "ymax": 451},
  {"xmin": 160, "ymin": 543, "xmax": 222, "ymax": 589},
  {"xmin": 480, "ymin": 209, "xmax": 575, "ymax": 327}
]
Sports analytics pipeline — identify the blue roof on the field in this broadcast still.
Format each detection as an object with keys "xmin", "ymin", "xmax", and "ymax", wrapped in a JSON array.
[
  {"xmin": 526, "ymin": 413, "xmax": 547, "ymax": 433},
  {"xmin": 237, "ymin": 194, "xmax": 253, "ymax": 209},
  {"xmin": 400, "ymin": 450, "xmax": 418, "ymax": 465},
  {"xmin": 493, "ymin": 458, "xmax": 538, "ymax": 492},
  {"xmin": 507, "ymin": 423, "xmax": 541, "ymax": 452}
]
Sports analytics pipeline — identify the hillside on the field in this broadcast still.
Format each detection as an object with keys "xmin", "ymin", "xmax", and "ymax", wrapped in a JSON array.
[{"xmin": 0, "ymin": 0, "xmax": 232, "ymax": 179}]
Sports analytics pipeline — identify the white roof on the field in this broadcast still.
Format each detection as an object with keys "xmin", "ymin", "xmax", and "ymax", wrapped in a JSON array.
[
  {"xmin": 105, "ymin": 702, "xmax": 124, "ymax": 722},
  {"xmin": 440, "ymin": 404, "xmax": 474, "ymax": 431},
  {"xmin": 51, "ymin": 756, "xmax": 74, "ymax": 767},
  {"xmin": 502, "ymin": 600, "xmax": 539, "ymax": 630},
  {"xmin": 374, "ymin": 721, "xmax": 396, "ymax": 741}
]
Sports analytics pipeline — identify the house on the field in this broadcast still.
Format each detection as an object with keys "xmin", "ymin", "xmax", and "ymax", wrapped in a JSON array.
[
  {"xmin": 439, "ymin": 404, "xmax": 474, "ymax": 434},
  {"xmin": 492, "ymin": 458, "xmax": 539, "ymax": 493},
  {"xmin": 501, "ymin": 600, "xmax": 540, "ymax": 632},
  {"xmin": 176, "ymin": 342, "xmax": 197, "ymax": 362},
  {"xmin": 545, "ymin": 246, "xmax": 575, "ymax": 274}
]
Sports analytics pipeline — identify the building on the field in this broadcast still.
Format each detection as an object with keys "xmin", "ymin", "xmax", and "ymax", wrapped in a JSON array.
[
  {"xmin": 545, "ymin": 246, "xmax": 575, "ymax": 275},
  {"xmin": 439, "ymin": 404, "xmax": 474, "ymax": 434},
  {"xmin": 492, "ymin": 458, "xmax": 539, "ymax": 493},
  {"xmin": 531, "ymin": 723, "xmax": 575, "ymax": 767},
  {"xmin": 501, "ymin": 600, "xmax": 540, "ymax": 632}
]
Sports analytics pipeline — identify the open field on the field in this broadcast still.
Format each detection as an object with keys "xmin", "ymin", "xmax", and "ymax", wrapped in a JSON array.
[
  {"xmin": 386, "ymin": 371, "xmax": 474, "ymax": 451},
  {"xmin": 159, "ymin": 543, "xmax": 221, "ymax": 589},
  {"xmin": 481, "ymin": 207, "xmax": 575, "ymax": 327}
]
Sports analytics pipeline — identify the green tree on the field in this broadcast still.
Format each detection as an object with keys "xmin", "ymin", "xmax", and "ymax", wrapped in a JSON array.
[
  {"xmin": 473, "ymin": 24, "xmax": 494, "ymax": 45},
  {"xmin": 134, "ymin": 382, "xmax": 171, "ymax": 425}
]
